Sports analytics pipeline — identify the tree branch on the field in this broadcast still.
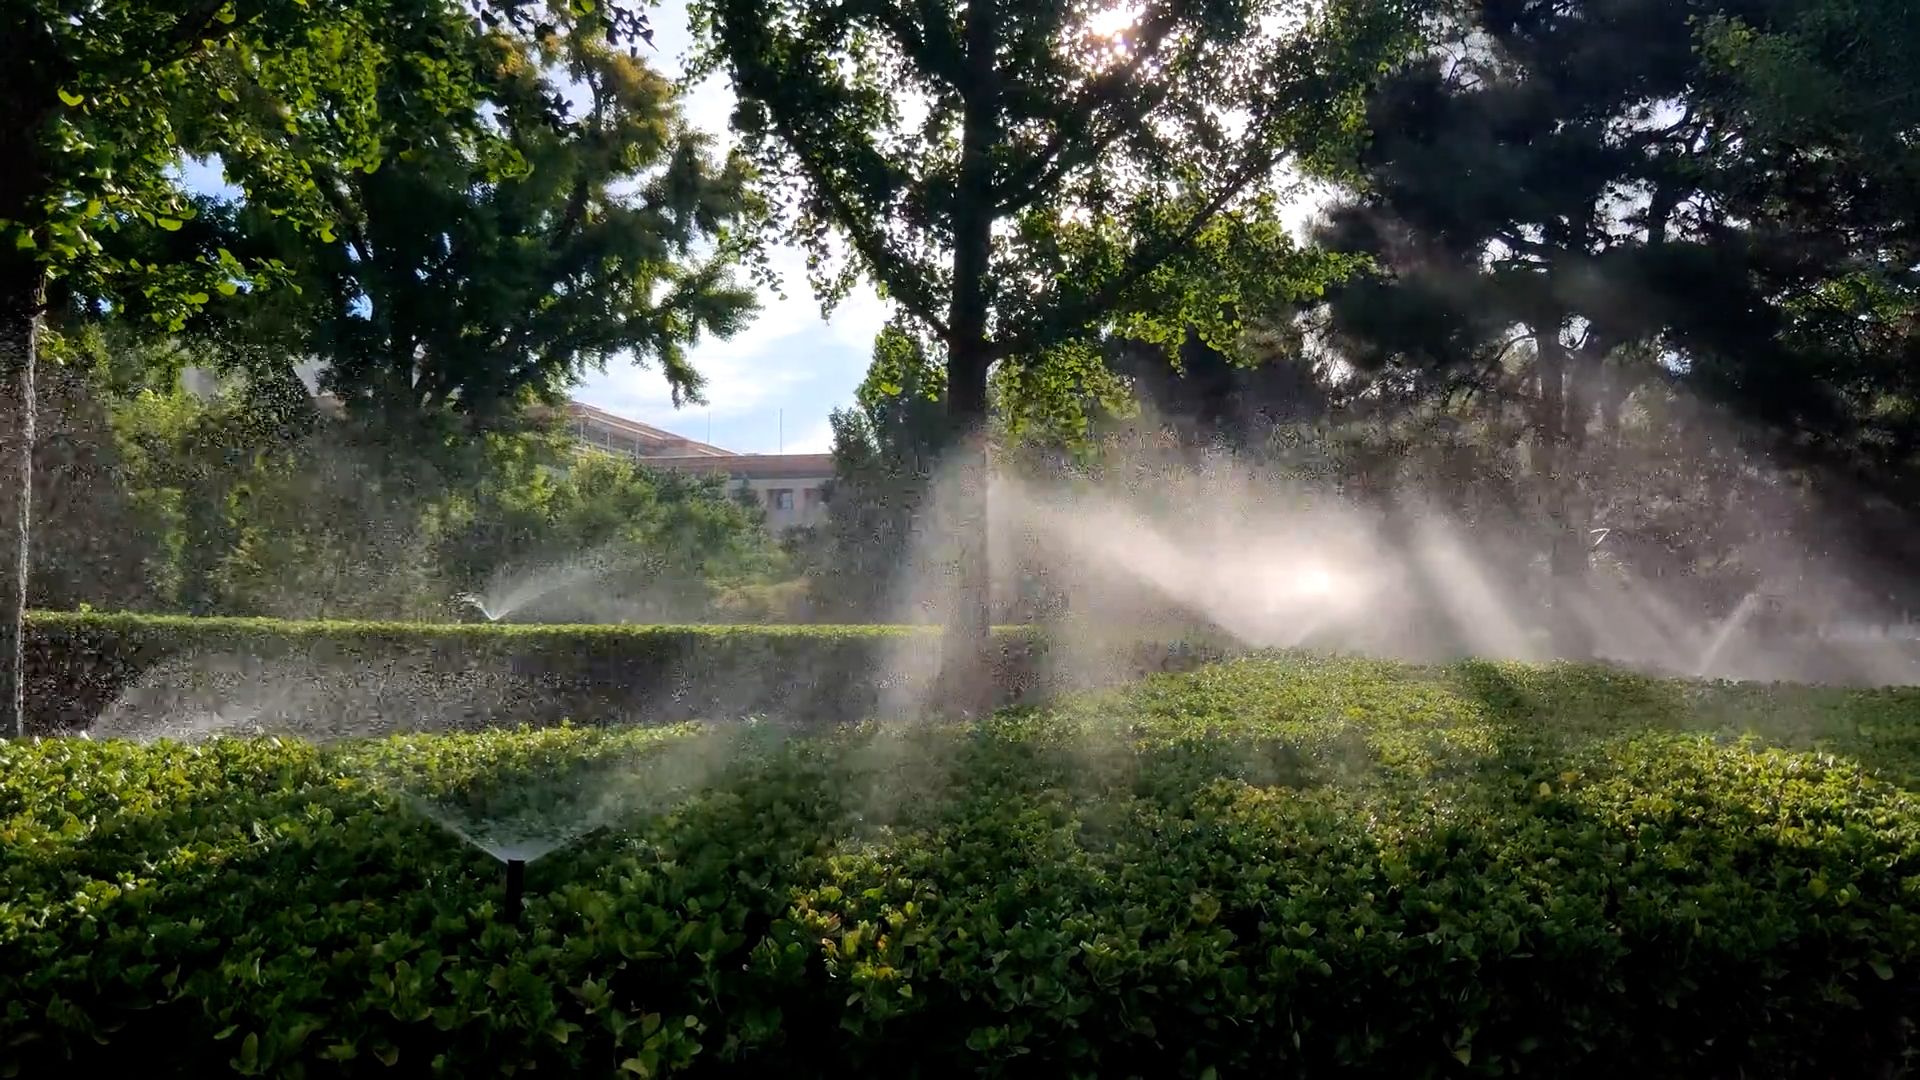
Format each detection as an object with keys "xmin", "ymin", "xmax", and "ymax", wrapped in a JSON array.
[
  {"xmin": 862, "ymin": 0, "xmax": 968, "ymax": 88},
  {"xmin": 93, "ymin": 1, "xmax": 233, "ymax": 96},
  {"xmin": 761, "ymin": 108, "xmax": 954, "ymax": 342},
  {"xmin": 553, "ymin": 70, "xmax": 608, "ymax": 245},
  {"xmin": 990, "ymin": 143, "xmax": 1276, "ymax": 362},
  {"xmin": 996, "ymin": 5, "xmax": 1181, "ymax": 215}
]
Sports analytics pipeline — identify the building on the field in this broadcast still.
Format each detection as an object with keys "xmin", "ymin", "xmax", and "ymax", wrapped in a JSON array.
[
  {"xmin": 563, "ymin": 401, "xmax": 834, "ymax": 532},
  {"xmin": 177, "ymin": 373, "xmax": 831, "ymax": 531},
  {"xmin": 639, "ymin": 452, "xmax": 836, "ymax": 532},
  {"xmin": 562, "ymin": 401, "xmax": 733, "ymax": 459}
]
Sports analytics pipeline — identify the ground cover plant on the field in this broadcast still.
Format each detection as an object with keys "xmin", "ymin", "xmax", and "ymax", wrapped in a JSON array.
[{"xmin": 4, "ymin": 655, "xmax": 1919, "ymax": 1077}]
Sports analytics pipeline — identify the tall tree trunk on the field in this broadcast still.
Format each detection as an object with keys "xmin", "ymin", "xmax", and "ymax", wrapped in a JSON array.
[
  {"xmin": 0, "ymin": 256, "xmax": 40, "ymax": 738},
  {"xmin": 940, "ymin": 0, "xmax": 999, "ymax": 716},
  {"xmin": 1533, "ymin": 324, "xmax": 1591, "ymax": 657}
]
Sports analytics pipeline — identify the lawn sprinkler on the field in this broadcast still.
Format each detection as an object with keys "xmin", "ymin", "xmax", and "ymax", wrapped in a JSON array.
[{"xmin": 504, "ymin": 858, "xmax": 527, "ymax": 923}]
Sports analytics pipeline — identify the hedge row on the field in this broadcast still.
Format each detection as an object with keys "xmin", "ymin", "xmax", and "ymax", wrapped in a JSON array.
[
  {"xmin": 25, "ymin": 612, "xmax": 1225, "ymax": 735},
  {"xmin": 5, "ymin": 657, "xmax": 1919, "ymax": 1076}
]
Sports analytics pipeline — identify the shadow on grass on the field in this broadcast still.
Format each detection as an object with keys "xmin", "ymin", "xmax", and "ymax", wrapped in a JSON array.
[{"xmin": 1448, "ymin": 657, "xmax": 1920, "ymax": 786}]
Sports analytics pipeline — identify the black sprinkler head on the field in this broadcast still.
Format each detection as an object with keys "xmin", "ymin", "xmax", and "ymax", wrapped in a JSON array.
[{"xmin": 504, "ymin": 858, "xmax": 526, "ymax": 924}]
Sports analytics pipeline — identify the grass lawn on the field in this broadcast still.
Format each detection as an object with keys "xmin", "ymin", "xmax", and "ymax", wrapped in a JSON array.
[{"xmin": 4, "ymin": 654, "xmax": 1918, "ymax": 1077}]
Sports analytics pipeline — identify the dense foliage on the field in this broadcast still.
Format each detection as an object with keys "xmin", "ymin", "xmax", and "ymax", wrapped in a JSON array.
[
  {"xmin": 1294, "ymin": 0, "xmax": 1920, "ymax": 635},
  {"xmin": 23, "ymin": 347, "xmax": 790, "ymax": 625},
  {"xmin": 22, "ymin": 610, "xmax": 1216, "ymax": 734},
  {"xmin": 796, "ymin": 325, "xmax": 948, "ymax": 620},
  {"xmin": 5, "ymin": 656, "xmax": 1919, "ymax": 1075},
  {"xmin": 170, "ymin": 11, "xmax": 757, "ymax": 440}
]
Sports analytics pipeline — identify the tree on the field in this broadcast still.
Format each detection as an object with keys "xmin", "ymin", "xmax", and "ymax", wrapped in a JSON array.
[
  {"xmin": 1701, "ymin": 0, "xmax": 1918, "ymax": 166},
  {"xmin": 812, "ymin": 324, "xmax": 948, "ymax": 619},
  {"xmin": 184, "ymin": 20, "xmax": 758, "ymax": 445},
  {"xmin": 2, "ymin": 2, "xmax": 388, "ymax": 733},
  {"xmin": 0, "ymin": 0, "xmax": 661, "ymax": 735},
  {"xmin": 692, "ymin": 0, "xmax": 1415, "ymax": 703},
  {"xmin": 27, "ymin": 360, "xmax": 168, "ymax": 612},
  {"xmin": 1108, "ymin": 328, "xmax": 1329, "ymax": 449},
  {"xmin": 2, "ymin": 0, "xmax": 469, "ymax": 735},
  {"xmin": 1698, "ymin": 0, "xmax": 1920, "ymax": 467},
  {"xmin": 1311, "ymin": 0, "xmax": 1829, "ymax": 653}
]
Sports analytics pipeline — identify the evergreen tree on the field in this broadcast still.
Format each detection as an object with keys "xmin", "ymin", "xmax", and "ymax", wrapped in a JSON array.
[{"xmin": 1314, "ymin": 0, "xmax": 1800, "ymax": 651}]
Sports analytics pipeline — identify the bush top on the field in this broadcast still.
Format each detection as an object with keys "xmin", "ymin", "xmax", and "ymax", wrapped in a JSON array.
[
  {"xmin": 4, "ymin": 655, "xmax": 1919, "ymax": 1077},
  {"xmin": 25, "ymin": 610, "xmax": 1079, "ymax": 642}
]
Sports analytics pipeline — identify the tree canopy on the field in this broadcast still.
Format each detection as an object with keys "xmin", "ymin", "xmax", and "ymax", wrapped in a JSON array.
[
  {"xmin": 692, "ymin": 0, "xmax": 1421, "ymax": 695},
  {"xmin": 173, "ymin": 20, "xmax": 760, "ymax": 443}
]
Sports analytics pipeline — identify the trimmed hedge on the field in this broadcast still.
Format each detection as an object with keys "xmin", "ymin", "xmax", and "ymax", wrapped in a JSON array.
[
  {"xmin": 26, "ymin": 611, "xmax": 1223, "ymax": 735},
  {"xmin": 5, "ymin": 656, "xmax": 1920, "ymax": 1076}
]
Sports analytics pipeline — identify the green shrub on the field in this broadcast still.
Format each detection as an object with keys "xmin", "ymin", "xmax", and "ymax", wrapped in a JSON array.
[
  {"xmin": 709, "ymin": 580, "xmax": 817, "ymax": 623},
  {"xmin": 24, "ymin": 611, "xmax": 1225, "ymax": 735},
  {"xmin": 4, "ymin": 655, "xmax": 1918, "ymax": 1076}
]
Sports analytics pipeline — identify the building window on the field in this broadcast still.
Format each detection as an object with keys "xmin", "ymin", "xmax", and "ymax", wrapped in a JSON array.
[{"xmin": 769, "ymin": 488, "xmax": 794, "ymax": 511}]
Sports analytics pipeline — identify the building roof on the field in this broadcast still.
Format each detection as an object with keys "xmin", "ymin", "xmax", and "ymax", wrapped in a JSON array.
[
  {"xmin": 641, "ymin": 453, "xmax": 835, "ymax": 481},
  {"xmin": 562, "ymin": 400, "xmax": 734, "ymax": 457}
]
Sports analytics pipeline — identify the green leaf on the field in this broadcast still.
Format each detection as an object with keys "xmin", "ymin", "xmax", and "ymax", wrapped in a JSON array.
[
  {"xmin": 157, "ymin": 218, "xmax": 185, "ymax": 232},
  {"xmin": 1871, "ymin": 959, "xmax": 1894, "ymax": 981},
  {"xmin": 217, "ymin": 281, "xmax": 239, "ymax": 296},
  {"xmin": 58, "ymin": 89, "xmax": 85, "ymax": 107}
]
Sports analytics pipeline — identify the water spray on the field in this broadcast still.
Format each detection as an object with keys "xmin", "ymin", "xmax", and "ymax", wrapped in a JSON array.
[{"xmin": 454, "ymin": 592, "xmax": 502, "ymax": 622}]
